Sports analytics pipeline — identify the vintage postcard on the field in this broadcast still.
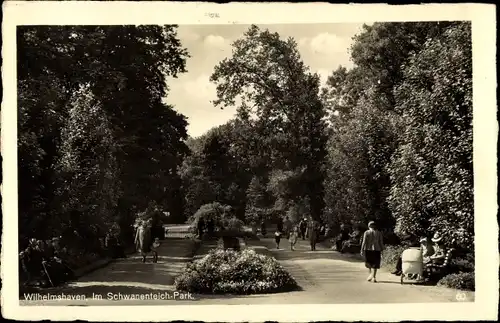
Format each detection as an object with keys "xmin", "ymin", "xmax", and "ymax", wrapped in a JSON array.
[{"xmin": 1, "ymin": 1, "xmax": 498, "ymax": 321}]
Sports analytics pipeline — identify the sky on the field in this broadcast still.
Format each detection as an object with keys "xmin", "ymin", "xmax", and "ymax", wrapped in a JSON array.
[{"xmin": 165, "ymin": 23, "xmax": 365, "ymax": 138}]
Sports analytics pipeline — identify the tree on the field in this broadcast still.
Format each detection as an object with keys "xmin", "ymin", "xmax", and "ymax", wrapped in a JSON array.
[
  {"xmin": 388, "ymin": 22, "xmax": 473, "ymax": 248},
  {"xmin": 321, "ymin": 22, "xmax": 452, "ymax": 233},
  {"xmin": 349, "ymin": 22, "xmax": 455, "ymax": 109},
  {"xmin": 17, "ymin": 25, "xmax": 189, "ymax": 244},
  {"xmin": 55, "ymin": 85, "xmax": 120, "ymax": 237},
  {"xmin": 210, "ymin": 25, "xmax": 328, "ymax": 220},
  {"xmin": 188, "ymin": 202, "xmax": 233, "ymax": 229},
  {"xmin": 245, "ymin": 176, "xmax": 270, "ymax": 224}
]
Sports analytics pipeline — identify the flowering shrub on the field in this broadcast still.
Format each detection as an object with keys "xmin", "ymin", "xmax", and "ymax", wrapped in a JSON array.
[
  {"xmin": 174, "ymin": 249, "xmax": 298, "ymax": 294},
  {"xmin": 437, "ymin": 272, "xmax": 475, "ymax": 291}
]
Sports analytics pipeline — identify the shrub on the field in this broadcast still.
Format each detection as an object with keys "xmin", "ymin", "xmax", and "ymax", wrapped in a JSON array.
[
  {"xmin": 437, "ymin": 272, "xmax": 475, "ymax": 291},
  {"xmin": 449, "ymin": 257, "xmax": 475, "ymax": 274},
  {"xmin": 174, "ymin": 248, "xmax": 298, "ymax": 294},
  {"xmin": 381, "ymin": 245, "xmax": 406, "ymax": 269}
]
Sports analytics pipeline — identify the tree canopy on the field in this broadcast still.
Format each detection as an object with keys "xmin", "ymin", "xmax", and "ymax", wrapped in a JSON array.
[
  {"xmin": 19, "ymin": 22, "xmax": 474, "ymax": 255},
  {"xmin": 18, "ymin": 25, "xmax": 189, "ymax": 244}
]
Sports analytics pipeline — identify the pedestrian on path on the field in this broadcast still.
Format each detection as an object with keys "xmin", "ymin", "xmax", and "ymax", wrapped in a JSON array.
[
  {"xmin": 151, "ymin": 237, "xmax": 160, "ymax": 263},
  {"xmin": 289, "ymin": 226, "xmax": 299, "ymax": 251},
  {"xmin": 299, "ymin": 218, "xmax": 307, "ymax": 240},
  {"xmin": 283, "ymin": 216, "xmax": 292, "ymax": 239},
  {"xmin": 277, "ymin": 216, "xmax": 284, "ymax": 233},
  {"xmin": 135, "ymin": 220, "xmax": 151, "ymax": 263},
  {"xmin": 360, "ymin": 221, "xmax": 384, "ymax": 283},
  {"xmin": 308, "ymin": 219, "xmax": 319, "ymax": 251},
  {"xmin": 260, "ymin": 219, "xmax": 267, "ymax": 237},
  {"xmin": 197, "ymin": 217, "xmax": 205, "ymax": 239},
  {"xmin": 274, "ymin": 230, "xmax": 282, "ymax": 249}
]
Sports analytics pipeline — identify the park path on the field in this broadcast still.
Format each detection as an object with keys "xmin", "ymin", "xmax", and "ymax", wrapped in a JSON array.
[
  {"xmin": 246, "ymin": 237, "xmax": 475, "ymax": 303},
  {"xmin": 20, "ymin": 227, "xmax": 474, "ymax": 305}
]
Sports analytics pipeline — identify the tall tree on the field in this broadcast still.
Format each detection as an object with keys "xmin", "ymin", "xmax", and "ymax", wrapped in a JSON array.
[
  {"xmin": 388, "ymin": 22, "xmax": 473, "ymax": 247},
  {"xmin": 210, "ymin": 25, "xmax": 328, "ymax": 220},
  {"xmin": 321, "ymin": 22, "xmax": 452, "ymax": 233},
  {"xmin": 55, "ymin": 85, "xmax": 120, "ymax": 237},
  {"xmin": 17, "ymin": 25, "xmax": 189, "ymax": 242}
]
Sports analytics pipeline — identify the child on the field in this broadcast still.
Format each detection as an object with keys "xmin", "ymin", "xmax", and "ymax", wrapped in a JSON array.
[
  {"xmin": 289, "ymin": 226, "xmax": 299, "ymax": 251},
  {"xmin": 274, "ymin": 230, "xmax": 282, "ymax": 249},
  {"xmin": 151, "ymin": 237, "xmax": 160, "ymax": 263}
]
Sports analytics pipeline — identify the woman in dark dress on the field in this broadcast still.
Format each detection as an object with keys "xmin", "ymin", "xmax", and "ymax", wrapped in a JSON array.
[
  {"xmin": 360, "ymin": 221, "xmax": 384, "ymax": 282},
  {"xmin": 260, "ymin": 220, "xmax": 267, "ymax": 237},
  {"xmin": 277, "ymin": 216, "xmax": 284, "ymax": 233},
  {"xmin": 308, "ymin": 219, "xmax": 319, "ymax": 251}
]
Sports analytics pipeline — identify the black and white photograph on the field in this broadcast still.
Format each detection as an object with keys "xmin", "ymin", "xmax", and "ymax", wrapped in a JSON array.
[{"xmin": 1, "ymin": 2, "xmax": 497, "ymax": 322}]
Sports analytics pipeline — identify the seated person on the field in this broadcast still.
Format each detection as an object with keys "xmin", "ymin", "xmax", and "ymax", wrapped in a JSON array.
[
  {"xmin": 421, "ymin": 236, "xmax": 435, "ymax": 264},
  {"xmin": 44, "ymin": 237, "xmax": 74, "ymax": 285},
  {"xmin": 428, "ymin": 232, "xmax": 446, "ymax": 265},
  {"xmin": 335, "ymin": 224, "xmax": 350, "ymax": 251},
  {"xmin": 340, "ymin": 229, "xmax": 362, "ymax": 253}
]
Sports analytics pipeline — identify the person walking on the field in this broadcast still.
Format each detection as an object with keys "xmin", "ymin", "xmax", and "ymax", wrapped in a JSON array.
[
  {"xmin": 308, "ymin": 219, "xmax": 319, "ymax": 251},
  {"xmin": 260, "ymin": 219, "xmax": 267, "ymax": 237},
  {"xmin": 283, "ymin": 216, "xmax": 292, "ymax": 239},
  {"xmin": 151, "ymin": 237, "xmax": 161, "ymax": 263},
  {"xmin": 135, "ymin": 220, "xmax": 151, "ymax": 263},
  {"xmin": 274, "ymin": 230, "xmax": 282, "ymax": 249},
  {"xmin": 299, "ymin": 217, "xmax": 307, "ymax": 240},
  {"xmin": 289, "ymin": 226, "xmax": 299, "ymax": 251},
  {"xmin": 197, "ymin": 217, "xmax": 205, "ymax": 239},
  {"xmin": 277, "ymin": 216, "xmax": 284, "ymax": 233},
  {"xmin": 360, "ymin": 221, "xmax": 384, "ymax": 282}
]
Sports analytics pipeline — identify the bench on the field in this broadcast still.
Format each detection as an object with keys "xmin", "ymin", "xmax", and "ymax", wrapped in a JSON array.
[
  {"xmin": 340, "ymin": 239, "xmax": 361, "ymax": 254},
  {"xmin": 424, "ymin": 248, "xmax": 455, "ymax": 280}
]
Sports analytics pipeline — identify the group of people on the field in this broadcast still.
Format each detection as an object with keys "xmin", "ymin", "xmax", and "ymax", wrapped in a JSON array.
[
  {"xmin": 19, "ymin": 237, "xmax": 74, "ymax": 288},
  {"xmin": 134, "ymin": 219, "xmax": 162, "ymax": 263},
  {"xmin": 334, "ymin": 224, "xmax": 363, "ymax": 253},
  {"xmin": 271, "ymin": 216, "xmax": 327, "ymax": 251},
  {"xmin": 359, "ymin": 220, "xmax": 450, "ymax": 283},
  {"xmin": 391, "ymin": 232, "xmax": 448, "ymax": 278}
]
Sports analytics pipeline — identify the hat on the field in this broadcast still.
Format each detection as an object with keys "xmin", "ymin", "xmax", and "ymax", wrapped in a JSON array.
[
  {"xmin": 368, "ymin": 221, "xmax": 375, "ymax": 228},
  {"xmin": 431, "ymin": 232, "xmax": 443, "ymax": 243}
]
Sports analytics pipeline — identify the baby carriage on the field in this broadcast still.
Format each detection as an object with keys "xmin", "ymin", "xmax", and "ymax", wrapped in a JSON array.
[{"xmin": 400, "ymin": 247, "xmax": 424, "ymax": 284}]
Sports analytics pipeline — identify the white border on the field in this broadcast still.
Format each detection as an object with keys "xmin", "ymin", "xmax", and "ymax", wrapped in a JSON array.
[{"xmin": 1, "ymin": 1, "xmax": 498, "ymax": 321}]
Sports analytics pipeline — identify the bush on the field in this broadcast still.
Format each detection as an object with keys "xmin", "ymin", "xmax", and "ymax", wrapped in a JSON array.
[
  {"xmin": 174, "ymin": 248, "xmax": 298, "ymax": 294},
  {"xmin": 449, "ymin": 257, "xmax": 475, "ymax": 274},
  {"xmin": 187, "ymin": 202, "xmax": 232, "ymax": 226},
  {"xmin": 437, "ymin": 272, "xmax": 475, "ymax": 291},
  {"xmin": 381, "ymin": 245, "xmax": 406, "ymax": 269}
]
